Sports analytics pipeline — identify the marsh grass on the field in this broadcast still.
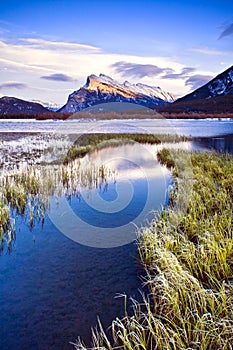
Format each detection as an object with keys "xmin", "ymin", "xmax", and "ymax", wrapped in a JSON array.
[
  {"xmin": 0, "ymin": 158, "xmax": 112, "ymax": 252},
  {"xmin": 76, "ymin": 133, "xmax": 190, "ymax": 147},
  {"xmin": 64, "ymin": 133, "xmax": 190, "ymax": 163},
  {"xmin": 74, "ymin": 149, "xmax": 233, "ymax": 350}
]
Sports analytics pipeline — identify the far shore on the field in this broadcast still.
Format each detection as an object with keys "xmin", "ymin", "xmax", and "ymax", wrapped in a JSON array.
[{"xmin": 0, "ymin": 111, "xmax": 233, "ymax": 121}]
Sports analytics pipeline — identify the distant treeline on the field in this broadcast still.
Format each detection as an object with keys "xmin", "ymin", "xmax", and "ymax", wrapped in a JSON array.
[
  {"xmin": 0, "ymin": 112, "xmax": 71, "ymax": 120},
  {"xmin": 0, "ymin": 110, "xmax": 233, "ymax": 120}
]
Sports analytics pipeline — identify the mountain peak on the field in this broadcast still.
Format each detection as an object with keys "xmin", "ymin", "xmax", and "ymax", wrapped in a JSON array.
[
  {"xmin": 85, "ymin": 74, "xmax": 118, "ymax": 90},
  {"xmin": 84, "ymin": 74, "xmax": 99, "ymax": 89},
  {"xmin": 59, "ymin": 74, "xmax": 174, "ymax": 113}
]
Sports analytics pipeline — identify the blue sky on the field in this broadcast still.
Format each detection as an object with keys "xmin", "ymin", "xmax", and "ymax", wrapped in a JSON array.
[{"xmin": 0, "ymin": 0, "xmax": 233, "ymax": 105}]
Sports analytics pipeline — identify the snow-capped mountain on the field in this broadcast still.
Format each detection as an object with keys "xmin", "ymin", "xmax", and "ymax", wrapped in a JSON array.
[
  {"xmin": 59, "ymin": 74, "xmax": 175, "ymax": 113},
  {"xmin": 177, "ymin": 65, "xmax": 233, "ymax": 102},
  {"xmin": 0, "ymin": 96, "xmax": 49, "ymax": 115},
  {"xmin": 31, "ymin": 99, "xmax": 62, "ymax": 112}
]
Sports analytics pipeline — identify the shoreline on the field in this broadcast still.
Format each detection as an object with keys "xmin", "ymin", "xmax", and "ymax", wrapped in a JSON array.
[{"xmin": 0, "ymin": 113, "xmax": 233, "ymax": 121}]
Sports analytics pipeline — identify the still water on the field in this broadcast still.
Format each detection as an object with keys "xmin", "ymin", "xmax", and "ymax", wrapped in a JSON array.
[
  {"xmin": 0, "ymin": 119, "xmax": 233, "ymax": 350},
  {"xmin": 1, "ymin": 118, "xmax": 233, "ymax": 137}
]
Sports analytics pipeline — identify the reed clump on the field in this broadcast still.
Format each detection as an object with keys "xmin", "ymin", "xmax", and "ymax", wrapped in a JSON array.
[
  {"xmin": 0, "ymin": 158, "xmax": 111, "ymax": 252},
  {"xmin": 74, "ymin": 149, "xmax": 233, "ymax": 350}
]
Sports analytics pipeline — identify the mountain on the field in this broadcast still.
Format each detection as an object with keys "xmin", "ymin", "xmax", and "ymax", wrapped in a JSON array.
[
  {"xmin": 156, "ymin": 65, "xmax": 233, "ymax": 114},
  {"xmin": 177, "ymin": 65, "xmax": 233, "ymax": 103},
  {"xmin": 31, "ymin": 99, "xmax": 62, "ymax": 112},
  {"xmin": 59, "ymin": 74, "xmax": 175, "ymax": 113},
  {"xmin": 0, "ymin": 96, "xmax": 49, "ymax": 115}
]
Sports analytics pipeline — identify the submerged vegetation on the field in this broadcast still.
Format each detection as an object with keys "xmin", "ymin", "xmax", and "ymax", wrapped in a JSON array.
[{"xmin": 74, "ymin": 150, "xmax": 233, "ymax": 349}]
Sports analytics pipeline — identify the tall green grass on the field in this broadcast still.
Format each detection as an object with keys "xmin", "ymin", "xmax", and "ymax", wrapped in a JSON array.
[{"xmin": 74, "ymin": 149, "xmax": 233, "ymax": 350}]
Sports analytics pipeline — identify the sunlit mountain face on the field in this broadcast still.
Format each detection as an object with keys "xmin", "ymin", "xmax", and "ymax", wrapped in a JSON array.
[{"xmin": 59, "ymin": 74, "xmax": 175, "ymax": 113}]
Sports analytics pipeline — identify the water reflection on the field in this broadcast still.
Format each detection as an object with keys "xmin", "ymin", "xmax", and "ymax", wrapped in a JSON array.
[
  {"xmin": 48, "ymin": 142, "xmax": 170, "ymax": 248},
  {"xmin": 192, "ymin": 134, "xmax": 233, "ymax": 155}
]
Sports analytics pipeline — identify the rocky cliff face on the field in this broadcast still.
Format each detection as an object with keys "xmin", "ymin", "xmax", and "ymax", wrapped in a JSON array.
[{"xmin": 59, "ymin": 74, "xmax": 175, "ymax": 112}]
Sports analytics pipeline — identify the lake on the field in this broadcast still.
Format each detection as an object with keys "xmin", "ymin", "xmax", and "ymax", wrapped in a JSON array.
[
  {"xmin": 1, "ymin": 118, "xmax": 233, "ymax": 137},
  {"xmin": 0, "ymin": 118, "xmax": 233, "ymax": 350}
]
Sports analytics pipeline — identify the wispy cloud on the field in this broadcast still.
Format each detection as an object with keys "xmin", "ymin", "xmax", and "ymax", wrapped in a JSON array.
[
  {"xmin": 219, "ymin": 22, "xmax": 233, "ymax": 39},
  {"xmin": 0, "ymin": 20, "xmax": 16, "ymax": 33},
  {"xmin": 185, "ymin": 74, "xmax": 213, "ymax": 90},
  {"xmin": 190, "ymin": 47, "xmax": 226, "ymax": 55},
  {"xmin": 162, "ymin": 67, "xmax": 195, "ymax": 79},
  {"xmin": 111, "ymin": 61, "xmax": 174, "ymax": 78},
  {"xmin": 0, "ymin": 56, "xmax": 52, "ymax": 72},
  {"xmin": 19, "ymin": 38, "xmax": 100, "ymax": 52},
  {"xmin": 0, "ymin": 81, "xmax": 28, "ymax": 90},
  {"xmin": 41, "ymin": 73, "xmax": 76, "ymax": 82},
  {"xmin": 0, "ymin": 38, "xmax": 102, "ymax": 76}
]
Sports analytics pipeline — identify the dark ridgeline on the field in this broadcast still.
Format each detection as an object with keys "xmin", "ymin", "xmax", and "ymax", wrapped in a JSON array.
[{"xmin": 0, "ymin": 96, "xmax": 49, "ymax": 115}]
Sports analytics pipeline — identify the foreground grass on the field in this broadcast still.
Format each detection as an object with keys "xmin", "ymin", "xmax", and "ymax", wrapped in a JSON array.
[{"xmin": 74, "ymin": 150, "xmax": 233, "ymax": 349}]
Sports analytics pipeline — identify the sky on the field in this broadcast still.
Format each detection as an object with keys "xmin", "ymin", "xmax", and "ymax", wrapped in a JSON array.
[{"xmin": 0, "ymin": 0, "xmax": 233, "ymax": 106}]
